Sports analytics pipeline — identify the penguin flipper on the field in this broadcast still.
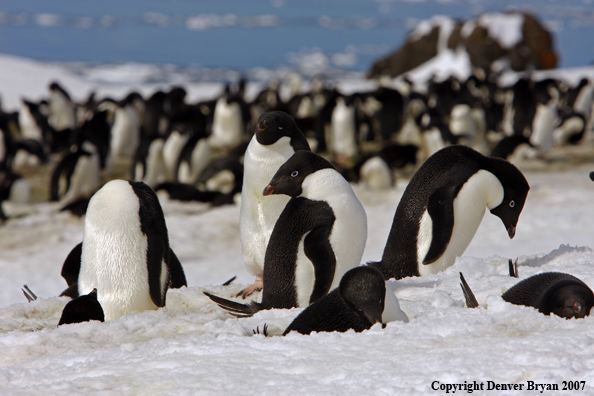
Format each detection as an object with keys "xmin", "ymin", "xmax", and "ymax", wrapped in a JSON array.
[
  {"xmin": 168, "ymin": 248, "xmax": 187, "ymax": 288},
  {"xmin": 203, "ymin": 291, "xmax": 261, "ymax": 317},
  {"xmin": 459, "ymin": 272, "xmax": 479, "ymax": 308},
  {"xmin": 304, "ymin": 226, "xmax": 336, "ymax": 304},
  {"xmin": 422, "ymin": 186, "xmax": 455, "ymax": 265},
  {"xmin": 60, "ymin": 242, "xmax": 82, "ymax": 297},
  {"xmin": 146, "ymin": 230, "xmax": 167, "ymax": 308}
]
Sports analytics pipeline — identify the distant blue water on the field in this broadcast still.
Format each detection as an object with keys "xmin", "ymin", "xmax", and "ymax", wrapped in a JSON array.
[{"xmin": 0, "ymin": 0, "xmax": 593, "ymax": 74}]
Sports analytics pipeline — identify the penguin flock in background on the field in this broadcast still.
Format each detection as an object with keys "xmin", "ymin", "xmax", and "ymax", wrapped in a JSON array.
[{"xmin": 6, "ymin": 72, "xmax": 594, "ymax": 331}]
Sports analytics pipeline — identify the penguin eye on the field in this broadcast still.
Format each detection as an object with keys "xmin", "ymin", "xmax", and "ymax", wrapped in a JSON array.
[
  {"xmin": 278, "ymin": 127, "xmax": 284, "ymax": 130},
  {"xmin": 291, "ymin": 171, "xmax": 298, "ymax": 177},
  {"xmin": 509, "ymin": 200, "xmax": 515, "ymax": 208},
  {"xmin": 574, "ymin": 301, "xmax": 583, "ymax": 313}
]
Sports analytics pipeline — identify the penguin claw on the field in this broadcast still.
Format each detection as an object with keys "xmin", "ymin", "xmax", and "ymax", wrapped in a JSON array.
[
  {"xmin": 253, "ymin": 323, "xmax": 269, "ymax": 337},
  {"xmin": 508, "ymin": 258, "xmax": 519, "ymax": 278},
  {"xmin": 459, "ymin": 273, "xmax": 479, "ymax": 308},
  {"xmin": 236, "ymin": 278, "xmax": 263, "ymax": 299},
  {"xmin": 21, "ymin": 285, "xmax": 38, "ymax": 303}
]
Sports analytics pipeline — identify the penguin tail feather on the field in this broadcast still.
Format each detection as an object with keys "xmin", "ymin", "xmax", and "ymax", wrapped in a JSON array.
[
  {"xmin": 21, "ymin": 285, "xmax": 38, "ymax": 303},
  {"xmin": 459, "ymin": 272, "xmax": 479, "ymax": 309},
  {"xmin": 203, "ymin": 291, "xmax": 261, "ymax": 317},
  {"xmin": 508, "ymin": 258, "xmax": 519, "ymax": 278}
]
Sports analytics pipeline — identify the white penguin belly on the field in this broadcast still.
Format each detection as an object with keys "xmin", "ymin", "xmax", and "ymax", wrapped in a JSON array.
[
  {"xmin": 530, "ymin": 104, "xmax": 556, "ymax": 155},
  {"xmin": 240, "ymin": 137, "xmax": 294, "ymax": 276},
  {"xmin": 295, "ymin": 232, "xmax": 315, "ymax": 308},
  {"xmin": 417, "ymin": 170, "xmax": 504, "ymax": 276},
  {"xmin": 331, "ymin": 103, "xmax": 357, "ymax": 158},
  {"xmin": 301, "ymin": 169, "xmax": 368, "ymax": 289},
  {"xmin": 78, "ymin": 181, "xmax": 167, "ymax": 321}
]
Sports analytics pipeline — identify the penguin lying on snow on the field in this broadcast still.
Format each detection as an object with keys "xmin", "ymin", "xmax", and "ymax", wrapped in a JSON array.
[
  {"xmin": 369, "ymin": 145, "xmax": 530, "ymax": 280},
  {"xmin": 58, "ymin": 288, "xmax": 105, "ymax": 326},
  {"xmin": 238, "ymin": 111, "xmax": 311, "ymax": 297},
  {"xmin": 460, "ymin": 271, "xmax": 594, "ymax": 319},
  {"xmin": 205, "ymin": 150, "xmax": 367, "ymax": 315},
  {"xmin": 58, "ymin": 180, "xmax": 187, "ymax": 320},
  {"xmin": 283, "ymin": 266, "xmax": 408, "ymax": 335}
]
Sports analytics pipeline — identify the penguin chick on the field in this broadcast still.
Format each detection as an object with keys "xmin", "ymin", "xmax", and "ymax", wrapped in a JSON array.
[
  {"xmin": 369, "ymin": 145, "xmax": 529, "ymax": 280},
  {"xmin": 58, "ymin": 288, "xmax": 105, "ymax": 326}
]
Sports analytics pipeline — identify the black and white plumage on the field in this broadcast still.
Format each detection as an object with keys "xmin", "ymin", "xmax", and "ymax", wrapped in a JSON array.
[
  {"xmin": 369, "ymin": 145, "xmax": 530, "ymax": 280},
  {"xmin": 59, "ymin": 180, "xmax": 187, "ymax": 320},
  {"xmin": 58, "ymin": 288, "xmax": 105, "ymax": 326},
  {"xmin": 283, "ymin": 266, "xmax": 408, "ymax": 335},
  {"xmin": 238, "ymin": 111, "xmax": 310, "ymax": 297},
  {"xmin": 206, "ymin": 150, "xmax": 367, "ymax": 315},
  {"xmin": 502, "ymin": 272, "xmax": 594, "ymax": 319}
]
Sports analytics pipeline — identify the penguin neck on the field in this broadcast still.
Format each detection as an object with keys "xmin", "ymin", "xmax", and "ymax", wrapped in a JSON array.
[
  {"xmin": 464, "ymin": 169, "xmax": 504, "ymax": 211},
  {"xmin": 300, "ymin": 169, "xmax": 353, "ymax": 204}
]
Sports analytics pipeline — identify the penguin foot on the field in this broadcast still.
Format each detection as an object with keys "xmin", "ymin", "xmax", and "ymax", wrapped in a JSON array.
[
  {"xmin": 508, "ymin": 258, "xmax": 519, "ymax": 278},
  {"xmin": 459, "ymin": 273, "xmax": 479, "ymax": 308},
  {"xmin": 236, "ymin": 277, "xmax": 263, "ymax": 299},
  {"xmin": 21, "ymin": 285, "xmax": 38, "ymax": 302},
  {"xmin": 203, "ymin": 291, "xmax": 261, "ymax": 317}
]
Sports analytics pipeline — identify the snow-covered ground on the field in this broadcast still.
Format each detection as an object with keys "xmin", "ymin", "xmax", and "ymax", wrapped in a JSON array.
[{"xmin": 2, "ymin": 54, "xmax": 594, "ymax": 395}]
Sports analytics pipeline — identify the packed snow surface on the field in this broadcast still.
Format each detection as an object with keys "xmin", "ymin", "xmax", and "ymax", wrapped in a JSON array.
[{"xmin": 1, "ymin": 55, "xmax": 594, "ymax": 395}]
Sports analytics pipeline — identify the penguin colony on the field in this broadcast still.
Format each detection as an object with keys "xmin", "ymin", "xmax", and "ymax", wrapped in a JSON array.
[{"xmin": 2, "ymin": 73, "xmax": 593, "ymax": 331}]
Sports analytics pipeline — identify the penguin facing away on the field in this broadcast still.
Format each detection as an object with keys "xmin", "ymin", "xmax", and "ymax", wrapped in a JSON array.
[
  {"xmin": 369, "ymin": 145, "xmax": 530, "ymax": 280},
  {"xmin": 68, "ymin": 180, "xmax": 186, "ymax": 321},
  {"xmin": 206, "ymin": 150, "xmax": 367, "ymax": 315},
  {"xmin": 238, "ymin": 111, "xmax": 311, "ymax": 297},
  {"xmin": 58, "ymin": 288, "xmax": 105, "ymax": 326},
  {"xmin": 283, "ymin": 266, "xmax": 408, "ymax": 335}
]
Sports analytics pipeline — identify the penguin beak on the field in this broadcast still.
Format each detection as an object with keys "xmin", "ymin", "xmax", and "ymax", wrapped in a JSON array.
[
  {"xmin": 507, "ymin": 225, "xmax": 516, "ymax": 239},
  {"xmin": 263, "ymin": 184, "xmax": 275, "ymax": 196},
  {"xmin": 257, "ymin": 120, "xmax": 269, "ymax": 131}
]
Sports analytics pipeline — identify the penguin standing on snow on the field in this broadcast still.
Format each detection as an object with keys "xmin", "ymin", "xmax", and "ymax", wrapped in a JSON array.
[
  {"xmin": 369, "ymin": 145, "xmax": 530, "ymax": 280},
  {"xmin": 205, "ymin": 150, "xmax": 367, "ymax": 315},
  {"xmin": 58, "ymin": 180, "xmax": 187, "ymax": 321},
  {"xmin": 283, "ymin": 266, "xmax": 408, "ymax": 335},
  {"xmin": 238, "ymin": 111, "xmax": 310, "ymax": 297}
]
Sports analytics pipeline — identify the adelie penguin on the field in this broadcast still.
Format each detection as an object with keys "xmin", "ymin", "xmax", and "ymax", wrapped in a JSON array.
[
  {"xmin": 238, "ymin": 111, "xmax": 311, "ymax": 297},
  {"xmin": 58, "ymin": 288, "xmax": 105, "ymax": 326},
  {"xmin": 205, "ymin": 150, "xmax": 367, "ymax": 315},
  {"xmin": 369, "ymin": 145, "xmax": 530, "ymax": 280},
  {"xmin": 58, "ymin": 180, "xmax": 187, "ymax": 320},
  {"xmin": 460, "ymin": 271, "xmax": 594, "ymax": 319},
  {"xmin": 283, "ymin": 266, "xmax": 408, "ymax": 335}
]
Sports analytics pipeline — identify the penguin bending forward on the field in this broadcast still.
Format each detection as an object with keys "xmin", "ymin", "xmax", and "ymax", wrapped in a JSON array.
[
  {"xmin": 58, "ymin": 288, "xmax": 105, "ymax": 326},
  {"xmin": 283, "ymin": 266, "xmax": 408, "ymax": 335},
  {"xmin": 238, "ymin": 111, "xmax": 310, "ymax": 297},
  {"xmin": 206, "ymin": 150, "xmax": 367, "ymax": 315},
  {"xmin": 369, "ymin": 145, "xmax": 529, "ymax": 280},
  {"xmin": 59, "ymin": 180, "xmax": 187, "ymax": 320}
]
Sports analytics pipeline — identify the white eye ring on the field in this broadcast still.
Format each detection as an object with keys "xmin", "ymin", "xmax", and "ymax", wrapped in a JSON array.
[
  {"xmin": 509, "ymin": 200, "xmax": 515, "ymax": 208},
  {"xmin": 278, "ymin": 127, "xmax": 284, "ymax": 130},
  {"xmin": 291, "ymin": 171, "xmax": 298, "ymax": 177}
]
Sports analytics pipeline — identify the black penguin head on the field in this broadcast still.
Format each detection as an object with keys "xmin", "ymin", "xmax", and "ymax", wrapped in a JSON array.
[
  {"xmin": 488, "ymin": 160, "xmax": 530, "ymax": 239},
  {"xmin": 589, "ymin": 172, "xmax": 594, "ymax": 182},
  {"xmin": 338, "ymin": 266, "xmax": 386, "ymax": 327},
  {"xmin": 263, "ymin": 151, "xmax": 334, "ymax": 198},
  {"xmin": 58, "ymin": 288, "xmax": 105, "ymax": 326},
  {"xmin": 544, "ymin": 284, "xmax": 594, "ymax": 319},
  {"xmin": 254, "ymin": 111, "xmax": 310, "ymax": 150}
]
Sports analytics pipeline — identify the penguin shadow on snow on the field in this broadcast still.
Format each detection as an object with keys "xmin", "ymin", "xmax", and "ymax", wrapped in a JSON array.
[{"xmin": 520, "ymin": 244, "xmax": 592, "ymax": 269}]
